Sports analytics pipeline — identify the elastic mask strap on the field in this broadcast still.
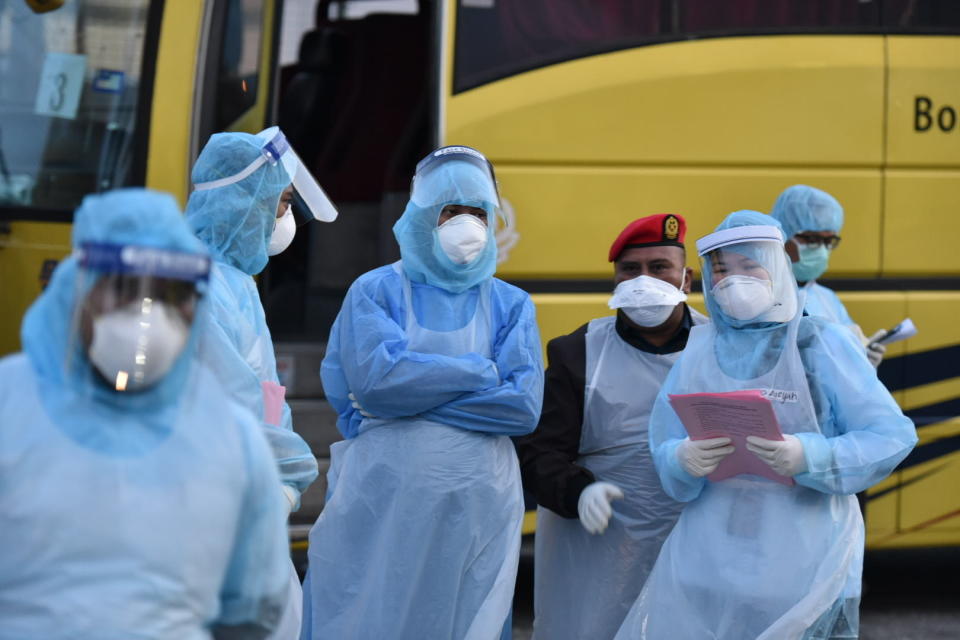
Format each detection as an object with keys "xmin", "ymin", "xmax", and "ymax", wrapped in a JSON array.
[{"xmin": 193, "ymin": 155, "xmax": 268, "ymax": 192}]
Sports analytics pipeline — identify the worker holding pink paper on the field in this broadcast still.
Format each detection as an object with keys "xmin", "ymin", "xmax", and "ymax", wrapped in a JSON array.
[{"xmin": 615, "ymin": 211, "xmax": 917, "ymax": 640}]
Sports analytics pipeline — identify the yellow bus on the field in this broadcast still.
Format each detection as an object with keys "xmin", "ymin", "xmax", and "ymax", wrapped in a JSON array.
[
  {"xmin": 2, "ymin": 0, "xmax": 959, "ymax": 550},
  {"xmin": 442, "ymin": 0, "xmax": 960, "ymax": 549}
]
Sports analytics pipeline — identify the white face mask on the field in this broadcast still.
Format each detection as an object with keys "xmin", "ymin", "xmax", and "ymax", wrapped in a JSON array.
[
  {"xmin": 608, "ymin": 273, "xmax": 687, "ymax": 328},
  {"xmin": 437, "ymin": 213, "xmax": 488, "ymax": 265},
  {"xmin": 268, "ymin": 205, "xmax": 297, "ymax": 256},
  {"xmin": 711, "ymin": 275, "xmax": 775, "ymax": 321},
  {"xmin": 88, "ymin": 301, "xmax": 189, "ymax": 391}
]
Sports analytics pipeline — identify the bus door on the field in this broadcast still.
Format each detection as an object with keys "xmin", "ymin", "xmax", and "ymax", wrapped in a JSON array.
[
  {"xmin": 0, "ymin": 0, "xmax": 162, "ymax": 356},
  {"xmin": 264, "ymin": 0, "xmax": 436, "ymax": 522},
  {"xmin": 264, "ymin": 0, "xmax": 435, "ymax": 344}
]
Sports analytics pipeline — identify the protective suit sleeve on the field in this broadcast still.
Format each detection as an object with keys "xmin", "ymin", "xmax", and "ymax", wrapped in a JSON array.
[
  {"xmin": 321, "ymin": 267, "xmax": 501, "ymax": 437},
  {"xmin": 262, "ymin": 401, "xmax": 318, "ymax": 506},
  {"xmin": 648, "ymin": 363, "xmax": 708, "ymax": 502},
  {"xmin": 202, "ymin": 281, "xmax": 319, "ymax": 497},
  {"xmin": 515, "ymin": 326, "xmax": 596, "ymax": 518},
  {"xmin": 822, "ymin": 286, "xmax": 855, "ymax": 327},
  {"xmin": 421, "ymin": 283, "xmax": 544, "ymax": 436},
  {"xmin": 213, "ymin": 405, "xmax": 289, "ymax": 638},
  {"xmin": 793, "ymin": 322, "xmax": 918, "ymax": 495}
]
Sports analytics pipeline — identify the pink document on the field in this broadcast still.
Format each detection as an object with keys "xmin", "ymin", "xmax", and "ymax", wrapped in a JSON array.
[
  {"xmin": 261, "ymin": 381, "xmax": 286, "ymax": 426},
  {"xmin": 668, "ymin": 389, "xmax": 794, "ymax": 486}
]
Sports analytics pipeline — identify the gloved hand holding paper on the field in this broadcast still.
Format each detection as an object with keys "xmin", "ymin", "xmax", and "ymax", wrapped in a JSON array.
[
  {"xmin": 668, "ymin": 390, "xmax": 795, "ymax": 486},
  {"xmin": 873, "ymin": 318, "xmax": 918, "ymax": 346}
]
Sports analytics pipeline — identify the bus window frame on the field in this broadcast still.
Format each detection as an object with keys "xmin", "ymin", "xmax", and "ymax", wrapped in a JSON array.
[{"xmin": 0, "ymin": 0, "xmax": 166, "ymax": 224}]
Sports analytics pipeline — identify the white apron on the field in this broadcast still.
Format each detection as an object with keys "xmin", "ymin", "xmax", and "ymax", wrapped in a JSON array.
[
  {"xmin": 534, "ymin": 312, "xmax": 705, "ymax": 640},
  {"xmin": 304, "ymin": 264, "xmax": 523, "ymax": 640},
  {"xmin": 615, "ymin": 310, "xmax": 863, "ymax": 640}
]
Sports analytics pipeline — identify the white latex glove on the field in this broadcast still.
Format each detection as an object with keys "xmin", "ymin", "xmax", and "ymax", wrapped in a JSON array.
[
  {"xmin": 577, "ymin": 482, "xmax": 624, "ymax": 535},
  {"xmin": 745, "ymin": 435, "xmax": 807, "ymax": 477},
  {"xmin": 865, "ymin": 329, "xmax": 888, "ymax": 368},
  {"xmin": 281, "ymin": 485, "xmax": 298, "ymax": 517},
  {"xmin": 347, "ymin": 392, "xmax": 375, "ymax": 418},
  {"xmin": 676, "ymin": 437, "xmax": 735, "ymax": 478}
]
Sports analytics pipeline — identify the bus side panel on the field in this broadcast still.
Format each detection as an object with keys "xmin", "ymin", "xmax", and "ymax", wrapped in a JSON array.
[
  {"xmin": 886, "ymin": 36, "xmax": 960, "ymax": 168},
  {"xmin": 883, "ymin": 37, "xmax": 960, "ymax": 277},
  {"xmin": 495, "ymin": 167, "xmax": 881, "ymax": 279},
  {"xmin": 447, "ymin": 36, "xmax": 884, "ymax": 167},
  {"xmin": 0, "ymin": 222, "xmax": 72, "ymax": 355},
  {"xmin": 864, "ymin": 292, "xmax": 960, "ymax": 548},
  {"xmin": 883, "ymin": 170, "xmax": 960, "ymax": 276}
]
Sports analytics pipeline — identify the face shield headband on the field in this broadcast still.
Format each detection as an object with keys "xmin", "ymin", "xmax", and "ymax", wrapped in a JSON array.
[
  {"xmin": 76, "ymin": 242, "xmax": 211, "ymax": 284},
  {"xmin": 696, "ymin": 225, "xmax": 798, "ymax": 327},
  {"xmin": 193, "ymin": 127, "xmax": 338, "ymax": 223},
  {"xmin": 411, "ymin": 146, "xmax": 501, "ymax": 210}
]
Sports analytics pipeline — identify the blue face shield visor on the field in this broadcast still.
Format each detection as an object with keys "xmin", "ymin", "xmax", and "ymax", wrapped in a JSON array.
[{"xmin": 410, "ymin": 145, "xmax": 501, "ymax": 210}]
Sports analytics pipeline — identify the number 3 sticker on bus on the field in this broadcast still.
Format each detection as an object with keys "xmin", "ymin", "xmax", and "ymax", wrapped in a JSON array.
[{"xmin": 34, "ymin": 52, "xmax": 86, "ymax": 120}]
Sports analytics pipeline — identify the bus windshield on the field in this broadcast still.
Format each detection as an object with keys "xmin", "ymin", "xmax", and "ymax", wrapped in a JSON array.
[{"xmin": 0, "ymin": 0, "xmax": 155, "ymax": 213}]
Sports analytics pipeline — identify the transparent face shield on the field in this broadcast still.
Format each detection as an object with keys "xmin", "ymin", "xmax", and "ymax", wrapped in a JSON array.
[
  {"xmin": 411, "ymin": 145, "xmax": 501, "ymax": 213},
  {"xmin": 697, "ymin": 226, "xmax": 798, "ymax": 325},
  {"xmin": 193, "ymin": 127, "xmax": 338, "ymax": 224},
  {"xmin": 256, "ymin": 126, "xmax": 338, "ymax": 223},
  {"xmin": 69, "ymin": 242, "xmax": 210, "ymax": 392}
]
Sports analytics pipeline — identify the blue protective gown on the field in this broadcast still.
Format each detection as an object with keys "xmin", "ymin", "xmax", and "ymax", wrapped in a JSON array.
[
  {"xmin": 0, "ymin": 190, "xmax": 289, "ymax": 639},
  {"xmin": 200, "ymin": 261, "xmax": 318, "ymax": 496},
  {"xmin": 186, "ymin": 132, "xmax": 318, "ymax": 499},
  {"xmin": 302, "ymin": 262, "xmax": 544, "ymax": 640},
  {"xmin": 802, "ymin": 280, "xmax": 854, "ymax": 327}
]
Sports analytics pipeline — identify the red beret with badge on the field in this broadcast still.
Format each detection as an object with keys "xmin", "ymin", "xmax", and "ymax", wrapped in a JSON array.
[{"xmin": 608, "ymin": 213, "xmax": 687, "ymax": 262}]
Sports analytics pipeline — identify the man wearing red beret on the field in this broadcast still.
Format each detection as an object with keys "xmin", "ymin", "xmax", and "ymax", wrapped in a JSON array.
[{"xmin": 516, "ymin": 214, "xmax": 708, "ymax": 640}]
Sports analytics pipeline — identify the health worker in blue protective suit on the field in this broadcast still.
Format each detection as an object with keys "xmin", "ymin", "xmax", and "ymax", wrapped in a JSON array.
[
  {"xmin": 614, "ymin": 211, "xmax": 917, "ymax": 640},
  {"xmin": 0, "ymin": 189, "xmax": 289, "ymax": 640},
  {"xmin": 771, "ymin": 185, "xmax": 887, "ymax": 368},
  {"xmin": 187, "ymin": 127, "xmax": 337, "ymax": 509},
  {"xmin": 186, "ymin": 127, "xmax": 337, "ymax": 639},
  {"xmin": 302, "ymin": 146, "xmax": 544, "ymax": 640}
]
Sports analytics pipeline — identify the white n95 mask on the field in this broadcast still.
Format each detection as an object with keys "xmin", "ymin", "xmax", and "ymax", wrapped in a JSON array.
[
  {"xmin": 711, "ymin": 275, "xmax": 775, "ymax": 321},
  {"xmin": 88, "ymin": 301, "xmax": 189, "ymax": 391},
  {"xmin": 437, "ymin": 214, "xmax": 488, "ymax": 265},
  {"xmin": 608, "ymin": 274, "xmax": 687, "ymax": 328},
  {"xmin": 268, "ymin": 205, "xmax": 296, "ymax": 256}
]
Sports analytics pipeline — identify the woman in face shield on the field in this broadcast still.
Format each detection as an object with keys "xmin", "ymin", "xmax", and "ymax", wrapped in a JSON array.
[
  {"xmin": 302, "ymin": 146, "xmax": 544, "ymax": 640},
  {"xmin": 186, "ymin": 128, "xmax": 337, "ymax": 639},
  {"xmin": 614, "ymin": 211, "xmax": 917, "ymax": 640},
  {"xmin": 186, "ymin": 127, "xmax": 337, "ymax": 512},
  {"xmin": 0, "ymin": 189, "xmax": 290, "ymax": 638}
]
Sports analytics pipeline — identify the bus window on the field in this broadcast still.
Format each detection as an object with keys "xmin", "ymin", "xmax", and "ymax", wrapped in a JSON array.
[
  {"xmin": 454, "ymin": 0, "xmax": 881, "ymax": 93},
  {"xmin": 0, "ymin": 0, "xmax": 155, "ymax": 212},
  {"xmin": 680, "ymin": 1, "xmax": 877, "ymax": 33},
  {"xmin": 455, "ymin": 0, "xmax": 663, "ymax": 93},
  {"xmin": 265, "ymin": 0, "xmax": 433, "ymax": 340},
  {"xmin": 882, "ymin": 0, "xmax": 960, "ymax": 29},
  {"xmin": 196, "ymin": 0, "xmax": 263, "ymax": 145}
]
